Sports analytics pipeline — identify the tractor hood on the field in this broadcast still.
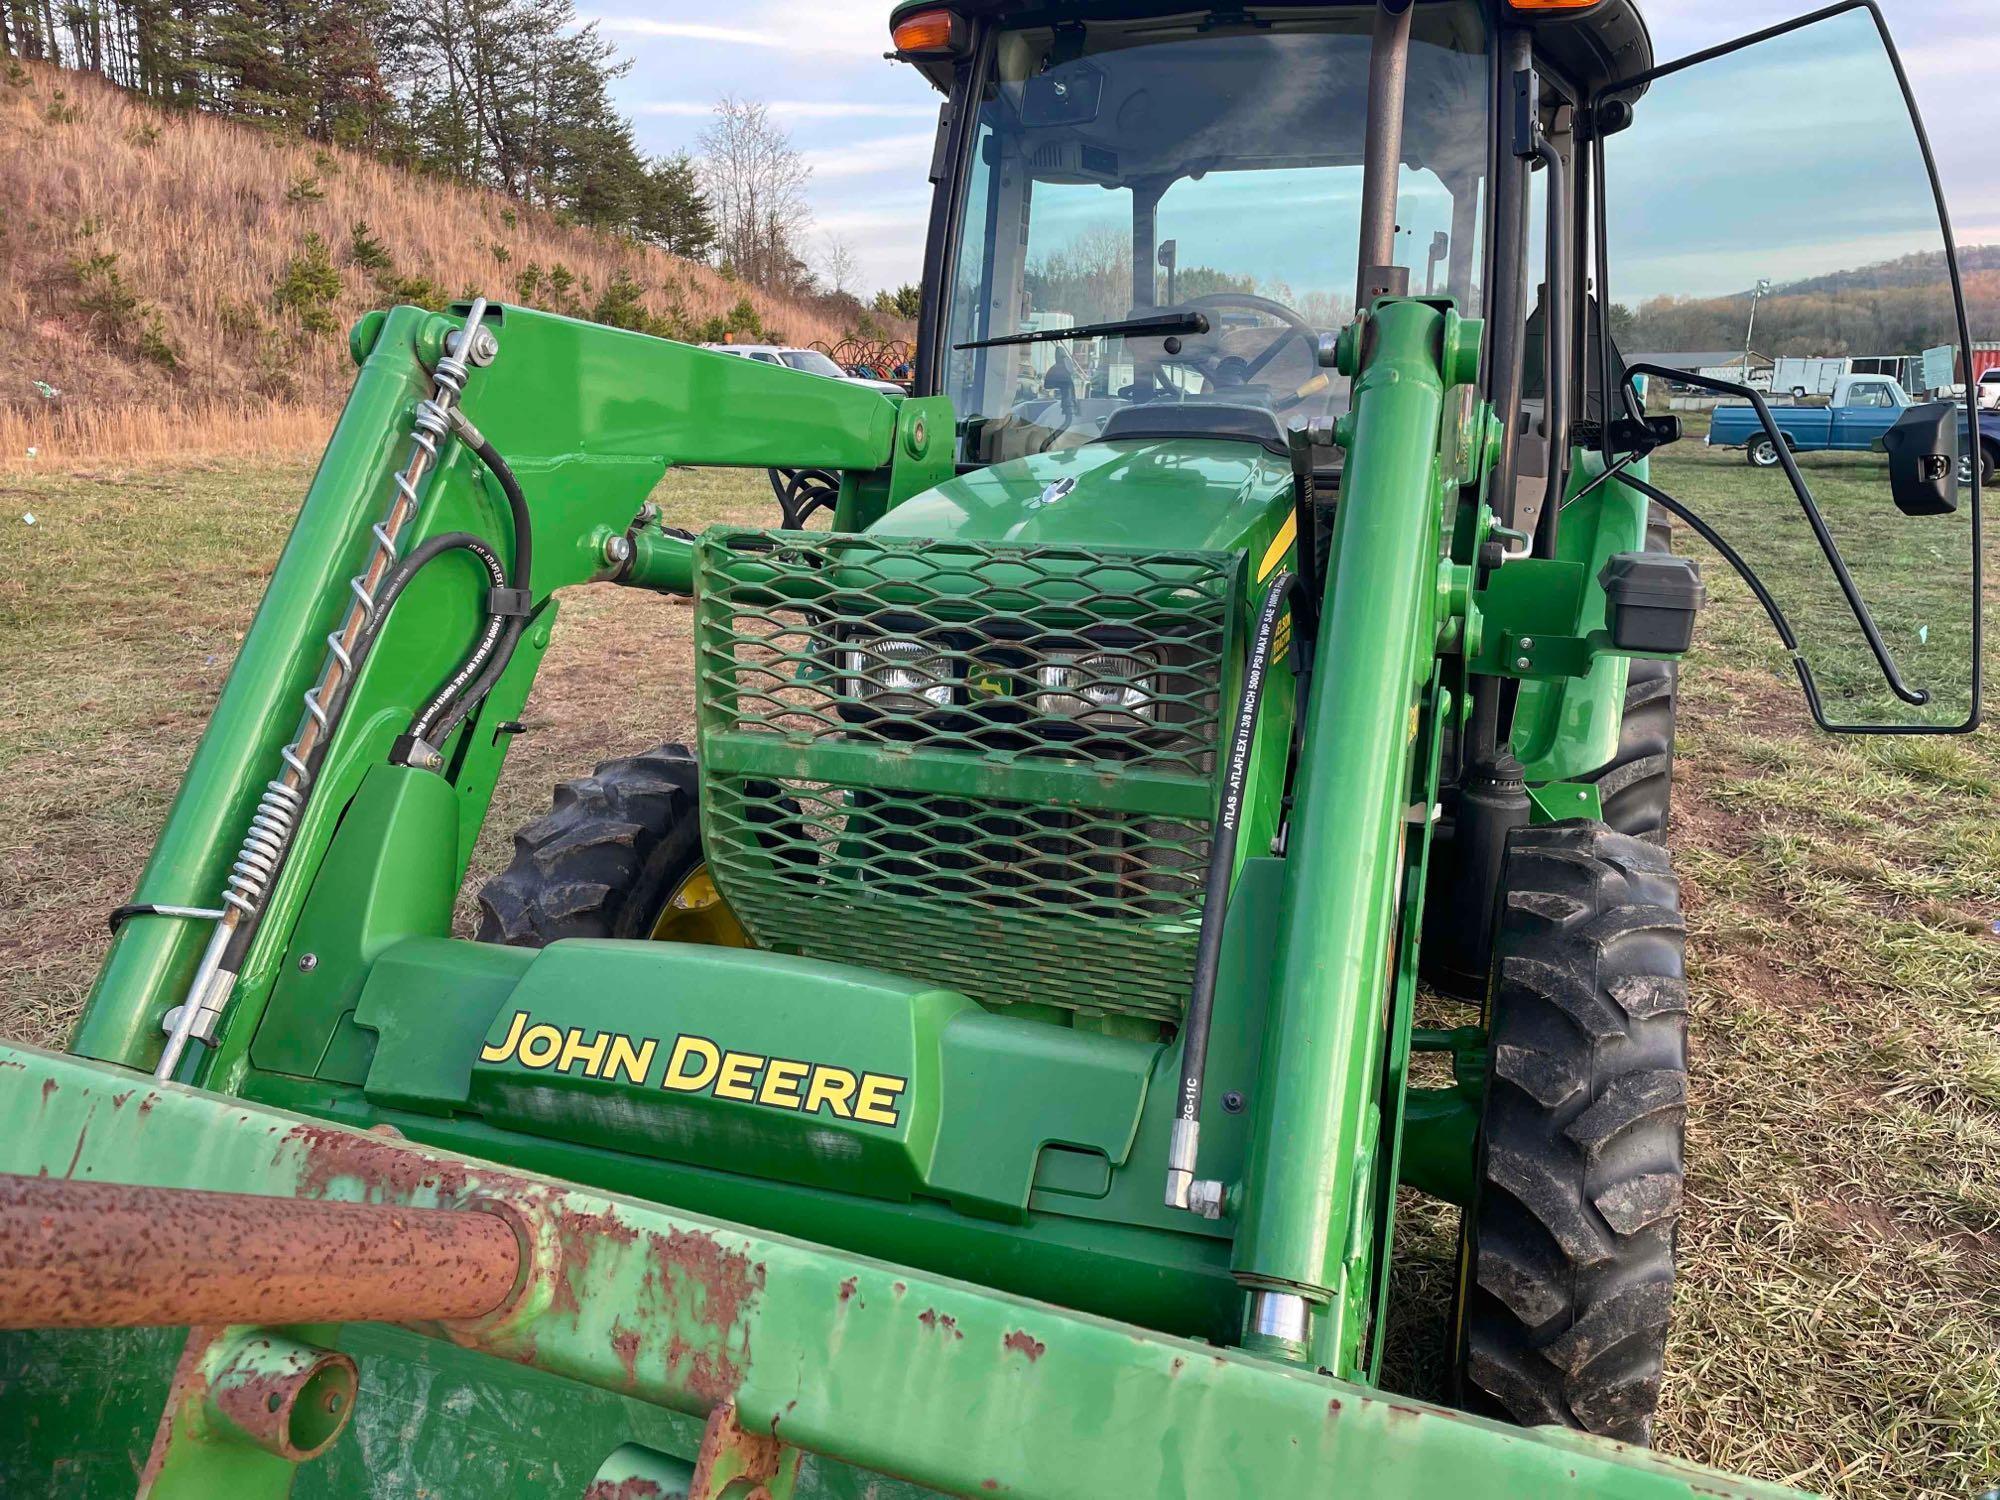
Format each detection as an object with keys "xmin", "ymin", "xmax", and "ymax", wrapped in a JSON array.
[{"xmin": 869, "ymin": 438, "xmax": 1295, "ymax": 561}]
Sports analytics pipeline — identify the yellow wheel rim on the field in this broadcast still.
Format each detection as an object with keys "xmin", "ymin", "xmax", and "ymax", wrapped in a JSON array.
[{"xmin": 648, "ymin": 862, "xmax": 750, "ymax": 947}]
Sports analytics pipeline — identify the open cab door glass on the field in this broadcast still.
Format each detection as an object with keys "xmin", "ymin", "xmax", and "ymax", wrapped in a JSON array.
[{"xmin": 1594, "ymin": 1, "xmax": 1984, "ymax": 731}]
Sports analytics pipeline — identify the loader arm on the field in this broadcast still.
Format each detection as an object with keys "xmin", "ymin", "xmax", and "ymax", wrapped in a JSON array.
[{"xmin": 70, "ymin": 302, "xmax": 951, "ymax": 1085}]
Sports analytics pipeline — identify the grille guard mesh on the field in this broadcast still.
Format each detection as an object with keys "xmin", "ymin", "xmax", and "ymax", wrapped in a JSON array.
[{"xmin": 693, "ymin": 529, "xmax": 1241, "ymax": 1020}]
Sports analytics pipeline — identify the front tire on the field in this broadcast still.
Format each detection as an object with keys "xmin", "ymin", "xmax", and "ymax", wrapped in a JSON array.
[
  {"xmin": 1581, "ymin": 512, "xmax": 1677, "ymax": 844},
  {"xmin": 476, "ymin": 743, "xmax": 740, "ymax": 947},
  {"xmin": 1453, "ymin": 822, "xmax": 1688, "ymax": 1445}
]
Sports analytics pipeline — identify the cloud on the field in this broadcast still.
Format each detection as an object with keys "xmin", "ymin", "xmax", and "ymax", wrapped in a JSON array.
[
  {"xmin": 802, "ymin": 133, "xmax": 938, "ymax": 179},
  {"xmin": 637, "ymin": 99, "xmax": 935, "ymax": 121},
  {"xmin": 586, "ymin": 17, "xmax": 852, "ymax": 53}
]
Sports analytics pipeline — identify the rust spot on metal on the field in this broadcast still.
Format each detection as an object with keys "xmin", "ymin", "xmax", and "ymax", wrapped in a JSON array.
[
  {"xmin": 917, "ymin": 1309, "xmax": 963, "ymax": 1340},
  {"xmin": 580, "ymin": 1481, "xmax": 665, "ymax": 1500},
  {"xmin": 137, "ymin": 1093, "xmax": 158, "ymax": 1115},
  {"xmin": 1002, "ymin": 1330, "xmax": 1044, "ymax": 1362},
  {"xmin": 138, "ymin": 1326, "xmax": 223, "ymax": 1489},
  {"xmin": 1170, "ymin": 1356, "xmax": 1185, "ymax": 1376},
  {"xmin": 981, "ymin": 1481, "xmax": 1003, "ymax": 1492},
  {"xmin": 892, "ymin": 1280, "xmax": 906, "ymax": 1296},
  {"xmin": 837, "ymin": 1275, "xmax": 858, "ymax": 1302},
  {"xmin": 552, "ymin": 1206, "xmax": 641, "ymax": 1316},
  {"xmin": 40, "ymin": 1079, "xmax": 56, "ymax": 1104},
  {"xmin": 690, "ymin": 1401, "xmax": 789, "ymax": 1498},
  {"xmin": 1327, "ymin": 1397, "xmax": 1342, "ymax": 1418},
  {"xmin": 645, "ymin": 1227, "xmax": 765, "ymax": 1404},
  {"xmin": 110, "ymin": 1090, "xmax": 133, "ymax": 1108},
  {"xmin": 610, "ymin": 1322, "xmax": 642, "ymax": 1387},
  {"xmin": 285, "ymin": 1122, "xmax": 475, "ymax": 1205},
  {"xmin": 0, "ymin": 1173, "xmax": 519, "ymax": 1328},
  {"xmin": 63, "ymin": 1130, "xmax": 87, "ymax": 1180}
]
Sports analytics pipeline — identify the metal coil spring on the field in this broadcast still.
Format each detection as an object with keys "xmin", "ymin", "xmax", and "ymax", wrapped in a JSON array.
[
  {"xmin": 217, "ymin": 335, "xmax": 476, "ymax": 919},
  {"xmin": 222, "ymin": 768, "xmax": 305, "ymax": 917}
]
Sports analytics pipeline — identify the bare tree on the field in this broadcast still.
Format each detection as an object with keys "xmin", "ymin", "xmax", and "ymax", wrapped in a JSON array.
[
  {"xmin": 819, "ymin": 233, "xmax": 860, "ymax": 298},
  {"xmin": 698, "ymin": 94, "xmax": 813, "ymax": 293}
]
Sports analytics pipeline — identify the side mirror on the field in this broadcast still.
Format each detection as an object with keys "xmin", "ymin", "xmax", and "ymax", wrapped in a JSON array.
[{"xmin": 1882, "ymin": 402, "xmax": 1960, "ymax": 516}]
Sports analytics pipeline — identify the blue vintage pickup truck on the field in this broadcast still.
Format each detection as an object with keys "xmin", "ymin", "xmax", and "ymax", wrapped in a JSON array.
[{"xmin": 1708, "ymin": 372, "xmax": 1994, "ymax": 482}]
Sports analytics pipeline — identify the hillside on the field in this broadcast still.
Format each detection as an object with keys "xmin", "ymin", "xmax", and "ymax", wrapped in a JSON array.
[
  {"xmin": 1622, "ymin": 246, "xmax": 2000, "ymax": 361},
  {"xmin": 0, "ymin": 61, "xmax": 874, "ymax": 464}
]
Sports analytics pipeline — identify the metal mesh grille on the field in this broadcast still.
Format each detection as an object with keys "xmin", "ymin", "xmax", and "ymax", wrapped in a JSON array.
[{"xmin": 693, "ymin": 529, "xmax": 1239, "ymax": 1019}]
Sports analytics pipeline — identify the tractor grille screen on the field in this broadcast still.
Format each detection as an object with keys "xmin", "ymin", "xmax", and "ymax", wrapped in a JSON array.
[{"xmin": 692, "ymin": 529, "xmax": 1240, "ymax": 1021}]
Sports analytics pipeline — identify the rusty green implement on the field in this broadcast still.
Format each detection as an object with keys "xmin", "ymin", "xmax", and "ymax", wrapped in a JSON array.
[{"xmin": 0, "ymin": 1046, "xmax": 1800, "ymax": 1499}]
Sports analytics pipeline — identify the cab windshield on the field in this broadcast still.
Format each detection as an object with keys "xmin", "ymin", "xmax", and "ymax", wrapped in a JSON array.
[{"xmin": 943, "ymin": 3, "xmax": 1491, "ymax": 465}]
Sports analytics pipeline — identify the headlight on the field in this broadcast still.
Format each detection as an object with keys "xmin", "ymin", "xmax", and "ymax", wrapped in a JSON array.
[
  {"xmin": 839, "ymin": 636, "xmax": 955, "ymax": 711},
  {"xmin": 1035, "ymin": 649, "xmax": 1158, "ymax": 724}
]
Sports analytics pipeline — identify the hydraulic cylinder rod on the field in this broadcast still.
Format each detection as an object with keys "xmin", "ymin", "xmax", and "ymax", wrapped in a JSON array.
[{"xmin": 0, "ymin": 1174, "xmax": 520, "ymax": 1328}]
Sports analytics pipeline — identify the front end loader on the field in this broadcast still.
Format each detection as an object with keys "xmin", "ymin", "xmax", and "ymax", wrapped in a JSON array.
[{"xmin": 1, "ymin": 1, "xmax": 1982, "ymax": 1495}]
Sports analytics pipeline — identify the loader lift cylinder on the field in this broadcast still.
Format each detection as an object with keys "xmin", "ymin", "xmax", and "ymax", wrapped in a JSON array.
[{"xmin": 1234, "ymin": 298, "xmax": 1458, "ymax": 1372}]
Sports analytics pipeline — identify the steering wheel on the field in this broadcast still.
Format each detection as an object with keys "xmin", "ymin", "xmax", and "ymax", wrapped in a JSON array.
[{"xmin": 1170, "ymin": 292, "xmax": 1319, "ymax": 387}]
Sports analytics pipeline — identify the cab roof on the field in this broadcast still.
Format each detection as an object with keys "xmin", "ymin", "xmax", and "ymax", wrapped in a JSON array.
[{"xmin": 889, "ymin": 0, "xmax": 1653, "ymax": 95}]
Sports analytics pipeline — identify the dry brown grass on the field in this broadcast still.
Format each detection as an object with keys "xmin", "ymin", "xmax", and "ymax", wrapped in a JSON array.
[
  {"xmin": 0, "ymin": 60, "xmax": 860, "ymax": 465},
  {"xmin": 0, "ymin": 398, "xmax": 336, "ymax": 469}
]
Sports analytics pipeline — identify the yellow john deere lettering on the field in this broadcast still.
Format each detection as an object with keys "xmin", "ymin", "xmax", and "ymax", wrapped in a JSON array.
[{"xmin": 479, "ymin": 1011, "xmax": 907, "ymax": 1126}]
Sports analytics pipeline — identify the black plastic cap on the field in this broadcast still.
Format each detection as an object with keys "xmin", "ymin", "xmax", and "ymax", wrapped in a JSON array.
[{"xmin": 1601, "ymin": 551, "xmax": 1704, "ymax": 654}]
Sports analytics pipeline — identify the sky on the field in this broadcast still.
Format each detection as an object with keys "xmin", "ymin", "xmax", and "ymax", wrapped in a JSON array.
[{"xmin": 588, "ymin": 0, "xmax": 2000, "ymax": 300}]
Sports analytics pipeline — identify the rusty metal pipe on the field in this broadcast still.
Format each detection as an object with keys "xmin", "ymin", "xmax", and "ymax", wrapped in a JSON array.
[{"xmin": 0, "ymin": 1174, "xmax": 520, "ymax": 1328}]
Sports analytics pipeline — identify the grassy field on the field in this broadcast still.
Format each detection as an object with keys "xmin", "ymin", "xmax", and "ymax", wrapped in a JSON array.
[{"xmin": 0, "ymin": 445, "xmax": 1995, "ymax": 1496}]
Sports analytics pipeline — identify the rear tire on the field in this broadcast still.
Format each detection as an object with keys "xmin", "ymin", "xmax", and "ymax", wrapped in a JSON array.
[
  {"xmin": 1452, "ymin": 822, "xmax": 1688, "ymax": 1445},
  {"xmin": 1745, "ymin": 434, "xmax": 1782, "ymax": 468}
]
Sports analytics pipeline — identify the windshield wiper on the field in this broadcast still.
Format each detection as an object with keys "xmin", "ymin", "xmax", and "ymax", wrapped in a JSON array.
[{"xmin": 953, "ymin": 311, "xmax": 1209, "ymax": 351}]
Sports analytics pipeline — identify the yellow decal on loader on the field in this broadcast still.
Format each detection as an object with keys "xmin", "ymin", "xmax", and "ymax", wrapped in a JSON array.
[{"xmin": 479, "ymin": 1010, "xmax": 907, "ymax": 1127}]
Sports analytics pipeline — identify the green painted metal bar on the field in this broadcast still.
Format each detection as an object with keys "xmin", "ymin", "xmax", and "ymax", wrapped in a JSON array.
[
  {"xmin": 1233, "ymin": 301, "xmax": 1466, "ymax": 1373},
  {"xmin": 0, "ymin": 1044, "xmax": 1808, "ymax": 1500},
  {"xmin": 701, "ymin": 731, "xmax": 1216, "ymax": 819}
]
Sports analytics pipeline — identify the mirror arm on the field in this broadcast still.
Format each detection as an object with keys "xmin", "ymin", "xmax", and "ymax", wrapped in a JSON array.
[{"xmin": 1619, "ymin": 367, "xmax": 1936, "ymax": 726}]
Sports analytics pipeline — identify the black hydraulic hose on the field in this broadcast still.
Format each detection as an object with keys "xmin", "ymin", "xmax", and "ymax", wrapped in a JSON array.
[
  {"xmin": 463, "ymin": 427, "xmax": 531, "ymax": 595},
  {"xmin": 423, "ymin": 615, "xmax": 524, "ymax": 748},
  {"xmin": 405, "ymin": 427, "xmax": 536, "ymax": 750},
  {"xmin": 1170, "ymin": 569, "xmax": 1291, "ymax": 1208}
]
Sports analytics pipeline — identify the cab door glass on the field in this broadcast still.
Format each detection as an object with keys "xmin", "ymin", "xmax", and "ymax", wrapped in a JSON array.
[{"xmin": 1599, "ymin": 2, "xmax": 1982, "ymax": 730}]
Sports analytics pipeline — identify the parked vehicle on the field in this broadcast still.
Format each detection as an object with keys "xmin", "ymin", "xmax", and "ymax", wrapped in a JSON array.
[
  {"xmin": 1770, "ymin": 355, "xmax": 1849, "ymax": 398},
  {"xmin": 703, "ymin": 342, "xmax": 906, "ymax": 394},
  {"xmin": 1709, "ymin": 372, "xmax": 1996, "ymax": 481},
  {"xmin": 1978, "ymin": 367, "xmax": 2000, "ymax": 410}
]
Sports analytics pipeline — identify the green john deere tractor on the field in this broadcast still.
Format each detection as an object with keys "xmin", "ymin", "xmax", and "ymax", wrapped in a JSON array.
[{"xmin": 1, "ymin": 1, "xmax": 1984, "ymax": 1495}]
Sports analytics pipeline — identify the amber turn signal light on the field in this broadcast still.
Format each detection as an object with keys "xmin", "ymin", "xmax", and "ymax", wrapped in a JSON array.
[{"xmin": 892, "ymin": 9, "xmax": 963, "ymax": 55}]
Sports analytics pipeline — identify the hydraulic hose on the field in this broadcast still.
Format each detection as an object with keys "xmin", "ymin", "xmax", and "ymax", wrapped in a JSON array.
[
  {"xmin": 1166, "ymin": 568, "xmax": 1292, "ymax": 1217},
  {"xmin": 402, "ymin": 417, "xmax": 535, "ymax": 757}
]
